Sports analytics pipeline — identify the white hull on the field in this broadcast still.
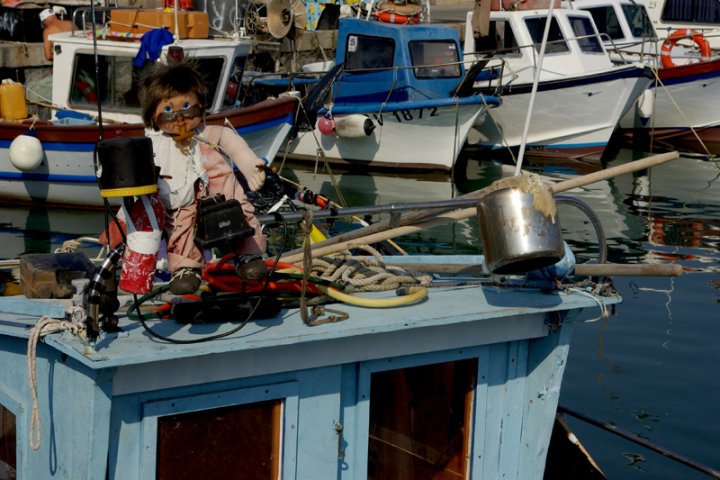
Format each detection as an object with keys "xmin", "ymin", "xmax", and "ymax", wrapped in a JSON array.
[
  {"xmin": 471, "ymin": 69, "xmax": 650, "ymax": 156},
  {"xmin": 283, "ymin": 104, "xmax": 485, "ymax": 171},
  {"xmin": 0, "ymin": 120, "xmax": 294, "ymax": 208},
  {"xmin": 620, "ymin": 66, "xmax": 720, "ymax": 129}
]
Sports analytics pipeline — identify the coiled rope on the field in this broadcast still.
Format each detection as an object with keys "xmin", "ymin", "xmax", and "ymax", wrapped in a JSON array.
[{"xmin": 27, "ymin": 307, "xmax": 87, "ymax": 450}]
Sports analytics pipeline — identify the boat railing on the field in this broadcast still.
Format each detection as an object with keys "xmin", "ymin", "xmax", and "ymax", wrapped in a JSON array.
[{"xmin": 71, "ymin": 5, "xmax": 124, "ymax": 38}]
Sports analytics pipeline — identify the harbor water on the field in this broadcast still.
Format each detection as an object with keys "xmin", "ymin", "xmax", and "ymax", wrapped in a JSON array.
[{"xmin": 0, "ymin": 147, "xmax": 718, "ymax": 479}]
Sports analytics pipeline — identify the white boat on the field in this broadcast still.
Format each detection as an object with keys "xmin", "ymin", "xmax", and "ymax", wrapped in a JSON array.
[
  {"xmin": 0, "ymin": 6, "xmax": 297, "ymax": 208},
  {"xmin": 463, "ymin": 6, "xmax": 652, "ymax": 164},
  {"xmin": 271, "ymin": 18, "xmax": 501, "ymax": 171},
  {"xmin": 642, "ymin": 0, "xmax": 720, "ymax": 50},
  {"xmin": 573, "ymin": 0, "xmax": 720, "ymax": 155}
]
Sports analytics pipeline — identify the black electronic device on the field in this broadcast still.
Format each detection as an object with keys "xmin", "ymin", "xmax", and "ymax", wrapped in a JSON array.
[{"xmin": 194, "ymin": 194, "xmax": 256, "ymax": 250}]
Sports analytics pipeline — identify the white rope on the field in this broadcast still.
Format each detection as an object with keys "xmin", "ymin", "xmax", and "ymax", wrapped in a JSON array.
[
  {"xmin": 27, "ymin": 308, "xmax": 87, "ymax": 450},
  {"xmin": 564, "ymin": 287, "xmax": 609, "ymax": 323}
]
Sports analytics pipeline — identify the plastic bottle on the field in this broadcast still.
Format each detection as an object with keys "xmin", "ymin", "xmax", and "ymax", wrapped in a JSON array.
[{"xmin": 0, "ymin": 79, "xmax": 28, "ymax": 120}]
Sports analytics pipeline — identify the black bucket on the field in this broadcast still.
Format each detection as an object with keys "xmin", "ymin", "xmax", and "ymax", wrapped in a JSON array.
[{"xmin": 96, "ymin": 137, "xmax": 157, "ymax": 198}]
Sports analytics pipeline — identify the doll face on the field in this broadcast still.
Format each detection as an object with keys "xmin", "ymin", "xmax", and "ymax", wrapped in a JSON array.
[{"xmin": 154, "ymin": 91, "xmax": 203, "ymax": 135}]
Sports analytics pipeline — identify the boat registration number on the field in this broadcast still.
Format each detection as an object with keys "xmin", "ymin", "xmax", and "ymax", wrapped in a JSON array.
[{"xmin": 370, "ymin": 108, "xmax": 439, "ymax": 125}]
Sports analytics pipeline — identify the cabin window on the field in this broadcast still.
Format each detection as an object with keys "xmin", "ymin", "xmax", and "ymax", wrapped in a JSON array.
[
  {"xmin": 662, "ymin": 0, "xmax": 720, "ymax": 24},
  {"xmin": 224, "ymin": 54, "xmax": 247, "ymax": 107},
  {"xmin": 0, "ymin": 405, "xmax": 16, "ymax": 480},
  {"xmin": 345, "ymin": 34, "xmax": 395, "ymax": 71},
  {"xmin": 621, "ymin": 4, "xmax": 655, "ymax": 38},
  {"xmin": 486, "ymin": 20, "xmax": 520, "ymax": 55},
  {"xmin": 194, "ymin": 57, "xmax": 226, "ymax": 109},
  {"xmin": 409, "ymin": 40, "xmax": 461, "ymax": 79},
  {"xmin": 584, "ymin": 6, "xmax": 624, "ymax": 40},
  {"xmin": 367, "ymin": 358, "xmax": 477, "ymax": 479},
  {"xmin": 524, "ymin": 17, "xmax": 569, "ymax": 54},
  {"xmin": 568, "ymin": 16, "xmax": 604, "ymax": 53},
  {"xmin": 156, "ymin": 399, "xmax": 282, "ymax": 480},
  {"xmin": 70, "ymin": 53, "xmax": 138, "ymax": 111}
]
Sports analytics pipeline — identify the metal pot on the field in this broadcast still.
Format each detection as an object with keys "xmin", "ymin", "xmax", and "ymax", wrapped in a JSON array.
[{"xmin": 477, "ymin": 186, "xmax": 564, "ymax": 275}]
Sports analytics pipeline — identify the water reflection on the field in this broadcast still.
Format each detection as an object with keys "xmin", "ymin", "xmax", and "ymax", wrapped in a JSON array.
[{"xmin": 0, "ymin": 205, "xmax": 106, "ymax": 259}]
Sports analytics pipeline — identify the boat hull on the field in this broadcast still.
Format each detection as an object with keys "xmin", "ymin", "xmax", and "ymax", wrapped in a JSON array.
[
  {"xmin": 471, "ymin": 66, "xmax": 652, "ymax": 161},
  {"xmin": 0, "ymin": 97, "xmax": 297, "ymax": 207},
  {"xmin": 282, "ymin": 100, "xmax": 489, "ymax": 171},
  {"xmin": 618, "ymin": 60, "xmax": 720, "ymax": 154}
]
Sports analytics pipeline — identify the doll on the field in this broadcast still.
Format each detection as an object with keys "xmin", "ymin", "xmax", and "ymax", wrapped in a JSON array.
[{"xmin": 140, "ymin": 61, "xmax": 267, "ymax": 294}]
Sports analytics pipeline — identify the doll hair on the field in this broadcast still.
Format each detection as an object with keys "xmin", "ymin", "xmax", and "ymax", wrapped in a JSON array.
[{"xmin": 140, "ymin": 60, "xmax": 208, "ymax": 131}]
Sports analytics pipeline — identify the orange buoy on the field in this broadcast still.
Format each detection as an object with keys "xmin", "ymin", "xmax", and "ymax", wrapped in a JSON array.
[{"xmin": 660, "ymin": 29, "xmax": 711, "ymax": 69}]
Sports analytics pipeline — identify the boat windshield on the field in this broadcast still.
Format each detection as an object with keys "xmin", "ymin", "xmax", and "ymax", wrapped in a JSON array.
[
  {"xmin": 621, "ymin": 4, "xmax": 655, "ymax": 38},
  {"xmin": 487, "ymin": 20, "xmax": 521, "ymax": 56},
  {"xmin": 568, "ymin": 15, "xmax": 604, "ymax": 53},
  {"xmin": 345, "ymin": 34, "xmax": 395, "ymax": 71},
  {"xmin": 524, "ymin": 17, "xmax": 569, "ymax": 54},
  {"xmin": 409, "ymin": 40, "xmax": 461, "ymax": 79},
  {"xmin": 69, "ymin": 53, "xmax": 227, "ymax": 113},
  {"xmin": 584, "ymin": 6, "xmax": 625, "ymax": 40}
]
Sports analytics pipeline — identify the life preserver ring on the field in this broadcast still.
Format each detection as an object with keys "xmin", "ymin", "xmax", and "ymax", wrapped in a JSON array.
[
  {"xmin": 660, "ymin": 29, "xmax": 712, "ymax": 69},
  {"xmin": 376, "ymin": 2, "xmax": 421, "ymax": 24},
  {"xmin": 377, "ymin": 10, "xmax": 420, "ymax": 24}
]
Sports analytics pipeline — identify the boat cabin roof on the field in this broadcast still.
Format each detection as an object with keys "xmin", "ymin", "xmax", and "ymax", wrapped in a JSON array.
[
  {"xmin": 48, "ymin": 10, "xmax": 253, "ymax": 124},
  {"xmin": 571, "ymin": 0, "xmax": 658, "ymax": 48},
  {"xmin": 332, "ymin": 18, "xmax": 468, "ymax": 102},
  {"xmin": 464, "ymin": 7, "xmax": 615, "ymax": 83}
]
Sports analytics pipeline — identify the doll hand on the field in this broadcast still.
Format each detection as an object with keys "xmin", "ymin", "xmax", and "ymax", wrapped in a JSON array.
[{"xmin": 239, "ymin": 162, "xmax": 266, "ymax": 192}]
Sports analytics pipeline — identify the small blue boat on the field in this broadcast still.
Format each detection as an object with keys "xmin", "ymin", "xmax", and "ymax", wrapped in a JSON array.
[
  {"xmin": 260, "ymin": 18, "xmax": 501, "ymax": 171},
  {"xmin": 0, "ymin": 252, "xmax": 619, "ymax": 479}
]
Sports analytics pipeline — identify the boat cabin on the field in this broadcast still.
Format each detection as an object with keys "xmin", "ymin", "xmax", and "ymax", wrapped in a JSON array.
[
  {"xmin": 463, "ymin": 7, "xmax": 615, "ymax": 85},
  {"xmin": 332, "ymin": 17, "xmax": 468, "ymax": 102},
  {"xmin": 47, "ymin": 7, "xmax": 254, "ymax": 124},
  {"xmin": 572, "ymin": 0, "xmax": 714, "ymax": 66}
]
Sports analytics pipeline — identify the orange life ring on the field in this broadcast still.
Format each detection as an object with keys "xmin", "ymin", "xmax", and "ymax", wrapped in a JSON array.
[
  {"xmin": 376, "ymin": 2, "xmax": 421, "ymax": 24},
  {"xmin": 660, "ymin": 29, "xmax": 712, "ymax": 69}
]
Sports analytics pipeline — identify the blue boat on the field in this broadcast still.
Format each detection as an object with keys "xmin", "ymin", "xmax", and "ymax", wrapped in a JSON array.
[
  {"xmin": 0, "ymin": 247, "xmax": 621, "ymax": 479},
  {"xmin": 262, "ymin": 17, "xmax": 501, "ymax": 171}
]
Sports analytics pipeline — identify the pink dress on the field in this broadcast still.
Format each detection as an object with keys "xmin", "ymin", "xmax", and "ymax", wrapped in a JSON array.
[{"xmin": 151, "ymin": 124, "xmax": 267, "ymax": 272}]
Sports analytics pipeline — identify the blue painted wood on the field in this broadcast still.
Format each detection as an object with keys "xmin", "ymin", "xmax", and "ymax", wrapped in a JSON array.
[
  {"xmin": 0, "ymin": 296, "xmax": 67, "ymax": 318},
  {"xmin": 0, "ymin": 254, "xmax": 621, "ymax": 479}
]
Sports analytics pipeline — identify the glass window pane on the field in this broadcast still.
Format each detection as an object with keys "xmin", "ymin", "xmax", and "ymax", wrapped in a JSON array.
[
  {"xmin": 662, "ymin": 0, "xmax": 720, "ymax": 24},
  {"xmin": 195, "ymin": 57, "xmax": 226, "ymax": 108},
  {"xmin": 621, "ymin": 4, "xmax": 655, "ymax": 38},
  {"xmin": 70, "ymin": 53, "xmax": 140, "ymax": 112},
  {"xmin": 368, "ymin": 358, "xmax": 477, "ymax": 480},
  {"xmin": 409, "ymin": 40, "xmax": 461, "ymax": 78},
  {"xmin": 156, "ymin": 399, "xmax": 281, "ymax": 480},
  {"xmin": 569, "ymin": 16, "xmax": 604, "ymax": 53},
  {"xmin": 346, "ymin": 35, "xmax": 395, "ymax": 70},
  {"xmin": 525, "ymin": 17, "xmax": 569, "ymax": 53},
  {"xmin": 586, "ymin": 6, "xmax": 624, "ymax": 40}
]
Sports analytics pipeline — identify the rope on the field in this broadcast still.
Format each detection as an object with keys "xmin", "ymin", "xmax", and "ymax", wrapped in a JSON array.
[
  {"xmin": 306, "ymin": 245, "xmax": 432, "ymax": 292},
  {"xmin": 299, "ymin": 210, "xmax": 348, "ymax": 325},
  {"xmin": 27, "ymin": 308, "xmax": 87, "ymax": 450}
]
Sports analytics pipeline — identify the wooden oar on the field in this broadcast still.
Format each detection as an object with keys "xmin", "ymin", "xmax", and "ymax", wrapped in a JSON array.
[
  {"xmin": 280, "ymin": 151, "xmax": 680, "ymax": 265},
  {"xmin": 368, "ymin": 262, "xmax": 684, "ymax": 277}
]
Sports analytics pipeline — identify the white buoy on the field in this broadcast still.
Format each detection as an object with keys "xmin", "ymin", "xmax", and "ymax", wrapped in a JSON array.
[
  {"xmin": 9, "ymin": 134, "xmax": 44, "ymax": 171},
  {"xmin": 636, "ymin": 89, "xmax": 655, "ymax": 120},
  {"xmin": 334, "ymin": 115, "xmax": 375, "ymax": 138}
]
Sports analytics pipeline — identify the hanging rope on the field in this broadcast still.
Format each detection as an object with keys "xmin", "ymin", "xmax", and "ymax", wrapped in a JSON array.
[
  {"xmin": 27, "ymin": 308, "xmax": 87, "ymax": 450},
  {"xmin": 299, "ymin": 210, "xmax": 348, "ymax": 325}
]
